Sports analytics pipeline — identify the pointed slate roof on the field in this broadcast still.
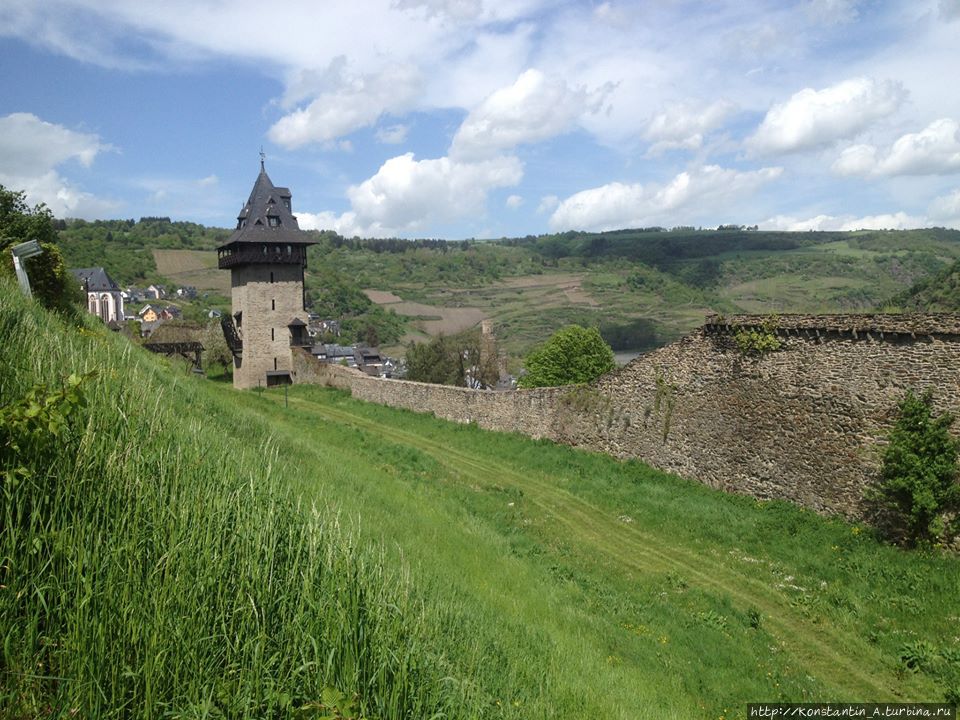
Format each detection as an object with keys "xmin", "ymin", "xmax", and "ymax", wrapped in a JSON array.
[
  {"xmin": 218, "ymin": 163, "xmax": 314, "ymax": 248},
  {"xmin": 70, "ymin": 267, "xmax": 120, "ymax": 292}
]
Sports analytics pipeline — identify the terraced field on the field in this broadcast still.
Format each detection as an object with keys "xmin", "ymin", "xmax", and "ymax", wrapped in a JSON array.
[{"xmin": 153, "ymin": 248, "xmax": 230, "ymax": 293}]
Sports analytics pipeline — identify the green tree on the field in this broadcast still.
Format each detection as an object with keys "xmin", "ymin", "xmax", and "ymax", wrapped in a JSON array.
[
  {"xmin": 405, "ymin": 328, "xmax": 497, "ymax": 388},
  {"xmin": 406, "ymin": 334, "xmax": 465, "ymax": 386},
  {"xmin": 871, "ymin": 390, "xmax": 960, "ymax": 547},
  {"xmin": 0, "ymin": 185, "xmax": 82, "ymax": 316},
  {"xmin": 517, "ymin": 325, "xmax": 615, "ymax": 388}
]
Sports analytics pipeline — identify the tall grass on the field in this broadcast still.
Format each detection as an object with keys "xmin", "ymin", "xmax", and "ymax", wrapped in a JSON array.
[{"xmin": 0, "ymin": 280, "xmax": 474, "ymax": 718}]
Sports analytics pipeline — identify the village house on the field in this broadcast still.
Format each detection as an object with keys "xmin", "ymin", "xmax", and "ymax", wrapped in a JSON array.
[
  {"xmin": 145, "ymin": 284, "xmax": 166, "ymax": 300},
  {"xmin": 138, "ymin": 304, "xmax": 162, "ymax": 323}
]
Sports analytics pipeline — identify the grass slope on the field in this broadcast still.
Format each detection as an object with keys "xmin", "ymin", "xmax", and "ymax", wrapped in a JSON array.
[
  {"xmin": 0, "ymin": 281, "xmax": 485, "ymax": 719},
  {"xmin": 5, "ymin": 279, "xmax": 958, "ymax": 718},
  {"xmin": 236, "ymin": 384, "xmax": 959, "ymax": 717}
]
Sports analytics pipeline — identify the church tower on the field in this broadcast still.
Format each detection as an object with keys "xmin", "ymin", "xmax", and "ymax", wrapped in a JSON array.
[{"xmin": 218, "ymin": 160, "xmax": 316, "ymax": 389}]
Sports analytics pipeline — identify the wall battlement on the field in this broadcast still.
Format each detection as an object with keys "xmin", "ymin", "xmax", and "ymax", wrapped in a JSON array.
[
  {"xmin": 705, "ymin": 313, "xmax": 960, "ymax": 340},
  {"xmin": 293, "ymin": 313, "xmax": 960, "ymax": 520}
]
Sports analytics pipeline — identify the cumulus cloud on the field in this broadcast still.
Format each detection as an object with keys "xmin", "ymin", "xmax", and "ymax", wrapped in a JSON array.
[
  {"xmin": 0, "ymin": 112, "xmax": 116, "ymax": 218},
  {"xmin": 746, "ymin": 77, "xmax": 906, "ymax": 155},
  {"xmin": 269, "ymin": 62, "xmax": 422, "ymax": 148},
  {"xmin": 548, "ymin": 165, "xmax": 782, "ymax": 231},
  {"xmin": 505, "ymin": 194, "xmax": 524, "ymax": 209},
  {"xmin": 928, "ymin": 187, "xmax": 960, "ymax": 225},
  {"xmin": 450, "ymin": 69, "xmax": 610, "ymax": 160},
  {"xmin": 299, "ymin": 152, "xmax": 522, "ymax": 236},
  {"xmin": 643, "ymin": 99, "xmax": 735, "ymax": 155},
  {"xmin": 761, "ymin": 211, "xmax": 926, "ymax": 231},
  {"xmin": 832, "ymin": 118, "xmax": 960, "ymax": 176}
]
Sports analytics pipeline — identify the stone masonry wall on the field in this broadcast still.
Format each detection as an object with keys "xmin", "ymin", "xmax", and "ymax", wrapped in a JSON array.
[
  {"xmin": 292, "ymin": 314, "xmax": 960, "ymax": 519},
  {"xmin": 232, "ymin": 262, "xmax": 306, "ymax": 389}
]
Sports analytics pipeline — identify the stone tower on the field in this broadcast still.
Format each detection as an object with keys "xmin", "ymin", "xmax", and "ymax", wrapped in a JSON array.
[{"xmin": 218, "ymin": 161, "xmax": 316, "ymax": 389}]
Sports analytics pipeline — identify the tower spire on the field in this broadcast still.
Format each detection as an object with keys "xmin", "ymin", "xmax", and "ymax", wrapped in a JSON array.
[{"xmin": 259, "ymin": 146, "xmax": 266, "ymax": 171}]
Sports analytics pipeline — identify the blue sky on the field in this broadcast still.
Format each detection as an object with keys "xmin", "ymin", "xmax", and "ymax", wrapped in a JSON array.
[{"xmin": 1, "ymin": 0, "xmax": 959, "ymax": 239}]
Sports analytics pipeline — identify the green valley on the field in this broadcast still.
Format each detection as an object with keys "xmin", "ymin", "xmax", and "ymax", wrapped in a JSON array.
[{"xmin": 55, "ymin": 221, "xmax": 960, "ymax": 360}]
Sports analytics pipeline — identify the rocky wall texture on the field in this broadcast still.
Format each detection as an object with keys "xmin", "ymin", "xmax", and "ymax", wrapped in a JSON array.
[{"xmin": 292, "ymin": 314, "xmax": 960, "ymax": 519}]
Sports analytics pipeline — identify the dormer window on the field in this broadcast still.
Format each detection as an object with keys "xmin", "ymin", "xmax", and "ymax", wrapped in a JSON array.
[
  {"xmin": 282, "ymin": 198, "xmax": 291, "ymax": 211},
  {"xmin": 268, "ymin": 216, "xmax": 280, "ymax": 227},
  {"xmin": 239, "ymin": 219, "xmax": 246, "ymax": 228}
]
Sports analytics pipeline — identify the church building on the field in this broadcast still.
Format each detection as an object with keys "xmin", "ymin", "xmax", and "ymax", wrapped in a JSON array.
[
  {"xmin": 218, "ymin": 160, "xmax": 316, "ymax": 389},
  {"xmin": 70, "ymin": 267, "xmax": 125, "ymax": 324}
]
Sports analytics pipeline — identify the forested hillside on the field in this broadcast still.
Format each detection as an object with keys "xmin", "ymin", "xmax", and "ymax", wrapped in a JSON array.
[
  {"xmin": 56, "ymin": 219, "xmax": 960, "ymax": 358},
  {"xmin": 893, "ymin": 258, "xmax": 960, "ymax": 311}
]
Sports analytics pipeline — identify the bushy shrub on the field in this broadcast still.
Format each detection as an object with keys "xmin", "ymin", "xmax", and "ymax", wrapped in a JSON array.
[
  {"xmin": 518, "ymin": 324, "xmax": 615, "ymax": 388},
  {"xmin": 871, "ymin": 390, "xmax": 960, "ymax": 547}
]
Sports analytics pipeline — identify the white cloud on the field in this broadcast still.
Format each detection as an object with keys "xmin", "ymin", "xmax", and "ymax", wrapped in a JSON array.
[
  {"xmin": 928, "ymin": 187, "xmax": 960, "ymax": 225},
  {"xmin": 549, "ymin": 165, "xmax": 783, "ymax": 231},
  {"xmin": 537, "ymin": 195, "xmax": 559, "ymax": 214},
  {"xmin": 301, "ymin": 152, "xmax": 523, "ymax": 236},
  {"xmin": 0, "ymin": 112, "xmax": 107, "ymax": 174},
  {"xmin": 761, "ymin": 211, "xmax": 926, "ymax": 231},
  {"xmin": 746, "ymin": 77, "xmax": 907, "ymax": 155},
  {"xmin": 643, "ymin": 100, "xmax": 735, "ymax": 155},
  {"xmin": 505, "ymin": 194, "xmax": 523, "ymax": 209},
  {"xmin": 833, "ymin": 118, "xmax": 960, "ymax": 177},
  {"xmin": 831, "ymin": 144, "xmax": 878, "ymax": 175},
  {"xmin": 269, "ymin": 62, "xmax": 422, "ymax": 148},
  {"xmin": 450, "ymin": 69, "xmax": 610, "ymax": 160},
  {"xmin": 376, "ymin": 124, "xmax": 410, "ymax": 145},
  {"xmin": 0, "ymin": 112, "xmax": 116, "ymax": 218}
]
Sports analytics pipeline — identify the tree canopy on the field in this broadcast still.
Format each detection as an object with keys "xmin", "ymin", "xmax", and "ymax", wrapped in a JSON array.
[
  {"xmin": 0, "ymin": 186, "xmax": 82, "ymax": 316},
  {"xmin": 517, "ymin": 325, "xmax": 615, "ymax": 388},
  {"xmin": 405, "ymin": 328, "xmax": 499, "ymax": 388}
]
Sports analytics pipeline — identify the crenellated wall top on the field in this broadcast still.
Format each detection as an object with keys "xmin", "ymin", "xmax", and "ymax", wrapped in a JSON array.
[{"xmin": 704, "ymin": 313, "xmax": 960, "ymax": 340}]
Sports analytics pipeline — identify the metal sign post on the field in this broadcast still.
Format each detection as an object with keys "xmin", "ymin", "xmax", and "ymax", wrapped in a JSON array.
[{"xmin": 11, "ymin": 240, "xmax": 43, "ymax": 298}]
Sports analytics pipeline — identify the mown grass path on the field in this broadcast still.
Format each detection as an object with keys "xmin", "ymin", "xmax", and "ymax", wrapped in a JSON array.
[{"xmin": 245, "ymin": 386, "xmax": 954, "ymax": 716}]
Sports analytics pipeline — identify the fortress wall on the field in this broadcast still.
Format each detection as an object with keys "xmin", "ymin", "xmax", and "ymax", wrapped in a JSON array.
[{"xmin": 292, "ymin": 314, "xmax": 960, "ymax": 519}]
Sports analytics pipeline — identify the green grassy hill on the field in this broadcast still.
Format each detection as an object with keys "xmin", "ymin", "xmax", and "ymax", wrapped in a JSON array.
[{"xmin": 3, "ymin": 280, "xmax": 958, "ymax": 718}]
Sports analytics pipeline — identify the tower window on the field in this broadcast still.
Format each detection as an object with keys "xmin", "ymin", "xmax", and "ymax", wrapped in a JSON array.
[
  {"xmin": 270, "ymin": 272, "xmax": 274, "ymax": 283},
  {"xmin": 274, "ymin": 357, "xmax": 278, "ymax": 370},
  {"xmin": 271, "ymin": 298, "xmax": 275, "ymax": 310},
  {"xmin": 271, "ymin": 328, "xmax": 275, "ymax": 341},
  {"xmin": 268, "ymin": 216, "xmax": 280, "ymax": 227}
]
